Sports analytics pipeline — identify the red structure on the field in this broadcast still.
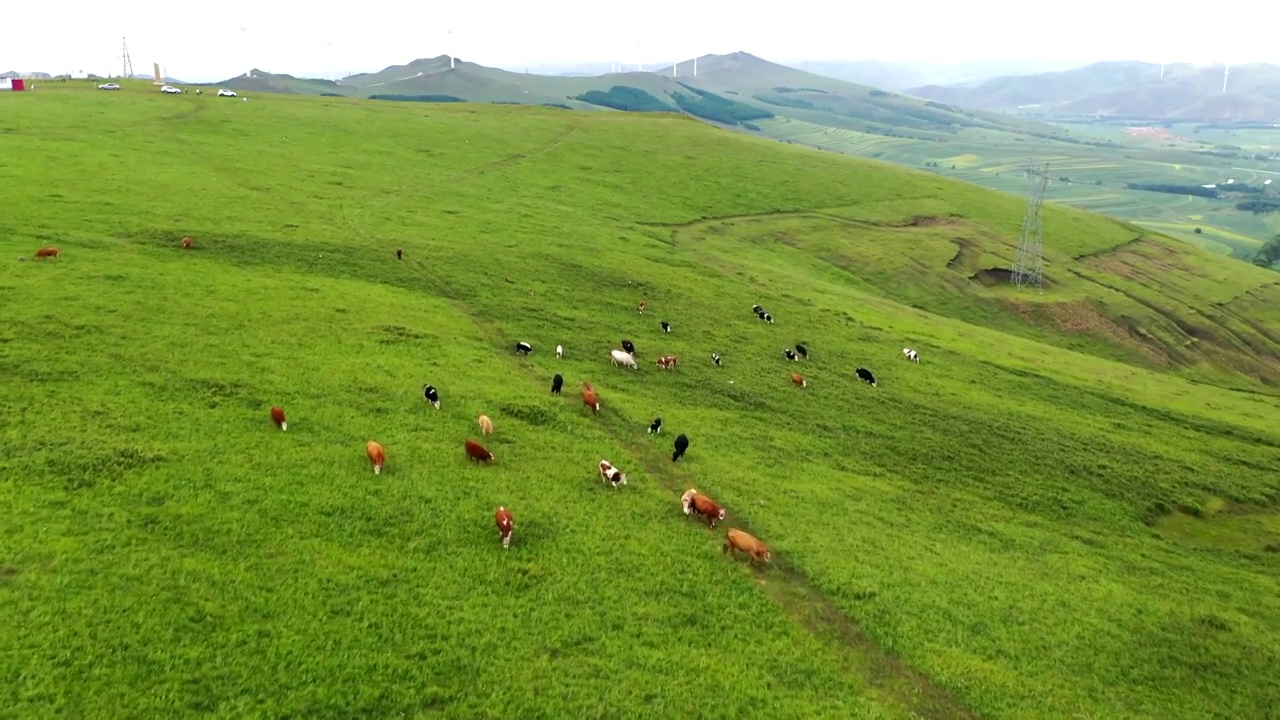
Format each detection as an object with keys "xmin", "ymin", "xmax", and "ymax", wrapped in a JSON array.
[{"xmin": 0, "ymin": 78, "xmax": 26, "ymax": 91}]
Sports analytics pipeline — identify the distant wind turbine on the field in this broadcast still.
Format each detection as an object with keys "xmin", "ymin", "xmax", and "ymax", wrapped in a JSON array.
[{"xmin": 1222, "ymin": 64, "xmax": 1230, "ymax": 92}]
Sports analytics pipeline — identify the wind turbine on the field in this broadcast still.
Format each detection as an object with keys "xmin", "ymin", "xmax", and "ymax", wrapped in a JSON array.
[{"xmin": 1222, "ymin": 64, "xmax": 1230, "ymax": 92}]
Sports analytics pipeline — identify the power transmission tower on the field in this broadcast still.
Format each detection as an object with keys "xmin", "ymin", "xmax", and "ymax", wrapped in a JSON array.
[
  {"xmin": 122, "ymin": 37, "xmax": 134, "ymax": 79},
  {"xmin": 1011, "ymin": 161, "xmax": 1049, "ymax": 291}
]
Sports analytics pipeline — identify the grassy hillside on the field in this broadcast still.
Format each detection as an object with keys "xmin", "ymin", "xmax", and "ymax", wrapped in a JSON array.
[
  {"xmin": 2, "ymin": 81, "xmax": 1280, "ymax": 720},
  {"xmin": 909, "ymin": 61, "xmax": 1280, "ymax": 122}
]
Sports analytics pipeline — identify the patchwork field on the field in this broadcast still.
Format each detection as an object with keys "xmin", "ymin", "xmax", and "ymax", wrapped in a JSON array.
[
  {"xmin": 2, "ymin": 83, "xmax": 1279, "ymax": 719},
  {"xmin": 757, "ymin": 116, "xmax": 1280, "ymax": 258}
]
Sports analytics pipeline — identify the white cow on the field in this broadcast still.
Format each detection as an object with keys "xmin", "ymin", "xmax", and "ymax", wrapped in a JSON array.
[
  {"xmin": 903, "ymin": 348, "xmax": 920, "ymax": 363},
  {"xmin": 610, "ymin": 349, "xmax": 638, "ymax": 369},
  {"xmin": 556, "ymin": 344, "xmax": 563, "ymax": 359}
]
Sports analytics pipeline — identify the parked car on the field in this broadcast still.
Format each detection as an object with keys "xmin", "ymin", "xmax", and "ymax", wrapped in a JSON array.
[
  {"xmin": 217, "ymin": 89, "xmax": 237, "ymax": 97},
  {"xmin": 97, "ymin": 82, "xmax": 121, "ymax": 90},
  {"xmin": 160, "ymin": 85, "xmax": 183, "ymax": 94}
]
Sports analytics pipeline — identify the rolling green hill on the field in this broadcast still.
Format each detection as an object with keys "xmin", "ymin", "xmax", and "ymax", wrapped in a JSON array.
[
  {"xmin": 2, "ymin": 80, "xmax": 1279, "ymax": 719},
  {"xmin": 909, "ymin": 61, "xmax": 1280, "ymax": 122}
]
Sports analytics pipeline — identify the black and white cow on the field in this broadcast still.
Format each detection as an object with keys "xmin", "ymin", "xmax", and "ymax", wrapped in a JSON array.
[
  {"xmin": 710, "ymin": 352, "xmax": 722, "ymax": 367},
  {"xmin": 423, "ymin": 384, "xmax": 440, "ymax": 409},
  {"xmin": 782, "ymin": 349, "xmax": 798, "ymax": 362},
  {"xmin": 902, "ymin": 348, "xmax": 920, "ymax": 364},
  {"xmin": 762, "ymin": 312, "xmax": 773, "ymax": 324},
  {"xmin": 621, "ymin": 339, "xmax": 636, "ymax": 355},
  {"xmin": 856, "ymin": 367, "xmax": 877, "ymax": 387},
  {"xmin": 660, "ymin": 321, "xmax": 672, "ymax": 334},
  {"xmin": 515, "ymin": 341, "xmax": 533, "ymax": 355},
  {"xmin": 648, "ymin": 416, "xmax": 663, "ymax": 434}
]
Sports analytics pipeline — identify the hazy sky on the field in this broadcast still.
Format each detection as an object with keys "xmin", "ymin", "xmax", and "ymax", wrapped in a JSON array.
[{"xmin": 3, "ymin": 0, "xmax": 1274, "ymax": 82}]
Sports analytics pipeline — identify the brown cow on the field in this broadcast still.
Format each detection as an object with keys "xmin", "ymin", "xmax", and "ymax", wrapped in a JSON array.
[
  {"xmin": 366, "ymin": 440, "xmax": 386, "ymax": 475},
  {"xmin": 477, "ymin": 413, "xmax": 494, "ymax": 435},
  {"xmin": 181, "ymin": 236, "xmax": 193, "ymax": 249},
  {"xmin": 495, "ymin": 506, "xmax": 513, "ymax": 549},
  {"xmin": 656, "ymin": 355, "xmax": 678, "ymax": 370},
  {"xmin": 637, "ymin": 300, "xmax": 646, "ymax": 315},
  {"xmin": 34, "ymin": 247, "xmax": 61, "ymax": 259},
  {"xmin": 270, "ymin": 405, "xmax": 287, "ymax": 431},
  {"xmin": 582, "ymin": 382, "xmax": 599, "ymax": 413},
  {"xmin": 465, "ymin": 438, "xmax": 494, "ymax": 463},
  {"xmin": 724, "ymin": 528, "xmax": 771, "ymax": 564},
  {"xmin": 598, "ymin": 459, "xmax": 628, "ymax": 488},
  {"xmin": 681, "ymin": 488, "xmax": 726, "ymax": 527},
  {"xmin": 791, "ymin": 372, "xmax": 807, "ymax": 388}
]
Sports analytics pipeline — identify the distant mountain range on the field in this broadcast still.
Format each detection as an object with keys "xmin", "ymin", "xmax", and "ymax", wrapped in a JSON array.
[
  {"xmin": 214, "ymin": 51, "xmax": 1066, "ymax": 142},
  {"xmin": 787, "ymin": 58, "xmax": 1087, "ymax": 92},
  {"xmin": 909, "ymin": 61, "xmax": 1280, "ymax": 122}
]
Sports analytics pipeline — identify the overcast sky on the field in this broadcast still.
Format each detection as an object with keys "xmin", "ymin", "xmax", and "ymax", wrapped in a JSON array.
[{"xmin": 3, "ymin": 0, "xmax": 1274, "ymax": 82}]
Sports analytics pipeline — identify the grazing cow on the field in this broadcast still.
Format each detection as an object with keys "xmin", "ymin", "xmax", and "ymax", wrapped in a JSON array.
[
  {"xmin": 582, "ymin": 383, "xmax": 600, "ymax": 413},
  {"xmin": 724, "ymin": 528, "xmax": 771, "ymax": 564},
  {"xmin": 396, "ymin": 247, "xmax": 403, "ymax": 260},
  {"xmin": 34, "ymin": 247, "xmax": 61, "ymax": 260},
  {"xmin": 660, "ymin": 321, "xmax": 672, "ymax": 334},
  {"xmin": 423, "ymin": 384, "xmax": 440, "ymax": 409},
  {"xmin": 638, "ymin": 301, "xmax": 646, "ymax": 315},
  {"xmin": 621, "ymin": 339, "xmax": 636, "ymax": 355},
  {"xmin": 856, "ymin": 367, "xmax": 877, "ymax": 387},
  {"xmin": 782, "ymin": 349, "xmax": 798, "ymax": 362},
  {"xmin": 648, "ymin": 416, "xmax": 663, "ymax": 434},
  {"xmin": 181, "ymin": 236, "xmax": 193, "ymax": 249},
  {"xmin": 366, "ymin": 441, "xmax": 386, "ymax": 475},
  {"xmin": 672, "ymin": 433, "xmax": 689, "ymax": 462},
  {"xmin": 903, "ymin": 348, "xmax": 920, "ymax": 364},
  {"xmin": 610, "ymin": 349, "xmax": 638, "ymax": 369},
  {"xmin": 556, "ymin": 344, "xmax": 563, "ymax": 359},
  {"xmin": 795, "ymin": 343, "xmax": 808, "ymax": 359},
  {"xmin": 270, "ymin": 405, "xmax": 287, "ymax": 431},
  {"xmin": 762, "ymin": 312, "xmax": 773, "ymax": 324},
  {"xmin": 752, "ymin": 304, "xmax": 763, "ymax": 315},
  {"xmin": 551, "ymin": 373, "xmax": 564, "ymax": 395},
  {"xmin": 681, "ymin": 489, "xmax": 727, "ymax": 528},
  {"xmin": 791, "ymin": 372, "xmax": 807, "ymax": 388},
  {"xmin": 465, "ymin": 438, "xmax": 494, "ymax": 463},
  {"xmin": 515, "ymin": 341, "xmax": 533, "ymax": 355},
  {"xmin": 656, "ymin": 355, "xmax": 678, "ymax": 370},
  {"xmin": 598, "ymin": 459, "xmax": 628, "ymax": 489},
  {"xmin": 710, "ymin": 352, "xmax": 722, "ymax": 367},
  {"xmin": 495, "ymin": 506, "xmax": 514, "ymax": 549},
  {"xmin": 755, "ymin": 309, "xmax": 767, "ymax": 320},
  {"xmin": 478, "ymin": 413, "xmax": 494, "ymax": 435}
]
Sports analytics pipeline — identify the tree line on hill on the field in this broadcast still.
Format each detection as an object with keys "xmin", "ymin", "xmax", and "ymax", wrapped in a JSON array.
[
  {"xmin": 571, "ymin": 85, "xmax": 775, "ymax": 128},
  {"xmin": 1126, "ymin": 182, "xmax": 1277, "ymax": 212}
]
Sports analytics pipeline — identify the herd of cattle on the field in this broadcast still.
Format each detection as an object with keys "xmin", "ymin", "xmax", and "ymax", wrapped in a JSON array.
[{"xmin": 32, "ymin": 241, "xmax": 923, "ymax": 567}]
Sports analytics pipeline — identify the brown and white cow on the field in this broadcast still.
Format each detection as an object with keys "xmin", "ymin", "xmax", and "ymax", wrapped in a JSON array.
[
  {"xmin": 791, "ymin": 372, "xmax": 807, "ymax": 388},
  {"xmin": 182, "ymin": 236, "xmax": 193, "ymax": 249},
  {"xmin": 724, "ymin": 528, "xmax": 771, "ymax": 564},
  {"xmin": 366, "ymin": 440, "xmax": 386, "ymax": 475},
  {"xmin": 465, "ymin": 439, "xmax": 494, "ymax": 463},
  {"xmin": 680, "ymin": 488, "xmax": 726, "ymax": 528},
  {"xmin": 495, "ymin": 506, "xmax": 513, "ymax": 549},
  {"xmin": 656, "ymin": 355, "xmax": 678, "ymax": 370},
  {"xmin": 34, "ymin": 247, "xmax": 61, "ymax": 259},
  {"xmin": 598, "ymin": 459, "xmax": 628, "ymax": 489},
  {"xmin": 270, "ymin": 405, "xmax": 287, "ymax": 431},
  {"xmin": 582, "ymin": 382, "xmax": 600, "ymax": 413}
]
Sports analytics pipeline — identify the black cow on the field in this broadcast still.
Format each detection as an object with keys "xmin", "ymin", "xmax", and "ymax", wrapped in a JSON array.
[
  {"xmin": 423, "ymin": 384, "xmax": 440, "ymax": 409},
  {"xmin": 648, "ymin": 417, "xmax": 663, "ymax": 434},
  {"xmin": 672, "ymin": 433, "xmax": 689, "ymax": 462},
  {"xmin": 396, "ymin": 247, "xmax": 403, "ymax": 260},
  {"xmin": 515, "ymin": 341, "xmax": 533, "ymax": 355},
  {"xmin": 551, "ymin": 373, "xmax": 563, "ymax": 395},
  {"xmin": 621, "ymin": 339, "xmax": 636, "ymax": 355},
  {"xmin": 856, "ymin": 367, "xmax": 877, "ymax": 387},
  {"xmin": 795, "ymin": 343, "xmax": 808, "ymax": 359}
]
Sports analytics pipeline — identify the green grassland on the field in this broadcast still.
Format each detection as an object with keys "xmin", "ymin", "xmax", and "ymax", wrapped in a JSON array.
[
  {"xmin": 2, "ymin": 82, "xmax": 1280, "ymax": 719},
  {"xmin": 210, "ymin": 54, "xmax": 1280, "ymax": 256}
]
